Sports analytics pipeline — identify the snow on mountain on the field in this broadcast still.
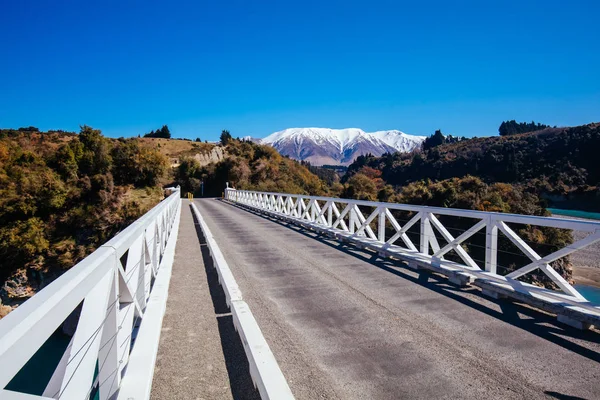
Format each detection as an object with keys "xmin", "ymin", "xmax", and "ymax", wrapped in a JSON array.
[
  {"xmin": 370, "ymin": 130, "xmax": 426, "ymax": 153},
  {"xmin": 259, "ymin": 127, "xmax": 425, "ymax": 165}
]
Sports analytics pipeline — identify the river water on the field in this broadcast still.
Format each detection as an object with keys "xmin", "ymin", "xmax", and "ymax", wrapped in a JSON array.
[
  {"xmin": 548, "ymin": 208, "xmax": 600, "ymax": 303},
  {"xmin": 575, "ymin": 285, "xmax": 600, "ymax": 304},
  {"xmin": 547, "ymin": 208, "xmax": 600, "ymax": 220}
]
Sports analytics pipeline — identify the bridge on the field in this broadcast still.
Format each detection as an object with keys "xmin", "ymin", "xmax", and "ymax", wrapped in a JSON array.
[{"xmin": 1, "ymin": 187, "xmax": 599, "ymax": 399}]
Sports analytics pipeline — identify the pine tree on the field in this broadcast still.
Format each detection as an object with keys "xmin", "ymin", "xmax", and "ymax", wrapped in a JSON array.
[{"xmin": 220, "ymin": 130, "xmax": 232, "ymax": 145}]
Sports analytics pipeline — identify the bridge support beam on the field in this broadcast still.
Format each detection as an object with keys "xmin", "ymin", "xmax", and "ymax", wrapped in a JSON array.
[
  {"xmin": 481, "ymin": 288, "xmax": 507, "ymax": 300},
  {"xmin": 407, "ymin": 261, "xmax": 420, "ymax": 271},
  {"xmin": 448, "ymin": 272, "xmax": 475, "ymax": 287},
  {"xmin": 557, "ymin": 314, "xmax": 593, "ymax": 331}
]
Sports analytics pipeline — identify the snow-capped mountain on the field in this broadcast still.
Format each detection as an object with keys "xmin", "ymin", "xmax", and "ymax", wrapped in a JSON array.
[{"xmin": 258, "ymin": 128, "xmax": 425, "ymax": 165}]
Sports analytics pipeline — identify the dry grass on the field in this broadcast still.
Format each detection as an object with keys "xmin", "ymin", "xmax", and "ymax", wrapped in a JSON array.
[
  {"xmin": 138, "ymin": 138, "xmax": 216, "ymax": 158},
  {"xmin": 0, "ymin": 303, "xmax": 12, "ymax": 318},
  {"xmin": 2, "ymin": 131, "xmax": 219, "ymax": 164},
  {"xmin": 124, "ymin": 186, "xmax": 166, "ymax": 212},
  {"xmin": 1, "ymin": 131, "xmax": 77, "ymax": 156}
]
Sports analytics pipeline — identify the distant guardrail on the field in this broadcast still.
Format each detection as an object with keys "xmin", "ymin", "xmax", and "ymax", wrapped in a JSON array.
[
  {"xmin": 0, "ymin": 187, "xmax": 181, "ymax": 399},
  {"xmin": 226, "ymin": 188, "xmax": 600, "ymax": 330}
]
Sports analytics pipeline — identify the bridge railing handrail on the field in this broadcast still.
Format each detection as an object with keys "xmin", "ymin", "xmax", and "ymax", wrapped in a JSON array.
[
  {"xmin": 227, "ymin": 189, "xmax": 600, "ymax": 232},
  {"xmin": 0, "ymin": 187, "xmax": 181, "ymax": 399},
  {"xmin": 225, "ymin": 188, "xmax": 600, "ymax": 321}
]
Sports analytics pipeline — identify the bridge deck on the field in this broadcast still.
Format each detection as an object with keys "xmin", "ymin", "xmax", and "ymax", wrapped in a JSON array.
[
  {"xmin": 152, "ymin": 201, "xmax": 259, "ymax": 399},
  {"xmin": 192, "ymin": 198, "xmax": 600, "ymax": 400}
]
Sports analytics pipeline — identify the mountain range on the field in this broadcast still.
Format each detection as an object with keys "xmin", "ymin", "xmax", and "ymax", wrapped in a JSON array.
[{"xmin": 255, "ymin": 127, "xmax": 426, "ymax": 165}]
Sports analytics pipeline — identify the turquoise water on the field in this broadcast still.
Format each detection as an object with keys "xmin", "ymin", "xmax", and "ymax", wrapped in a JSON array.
[
  {"xmin": 547, "ymin": 208, "xmax": 600, "ymax": 304},
  {"xmin": 5, "ymin": 329, "xmax": 71, "ymax": 395},
  {"xmin": 575, "ymin": 284, "xmax": 600, "ymax": 304},
  {"xmin": 548, "ymin": 208, "xmax": 600, "ymax": 220},
  {"xmin": 5, "ymin": 329, "xmax": 100, "ymax": 399}
]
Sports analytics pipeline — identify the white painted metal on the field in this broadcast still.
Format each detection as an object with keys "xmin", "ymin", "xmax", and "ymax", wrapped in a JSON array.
[
  {"xmin": 485, "ymin": 217, "xmax": 498, "ymax": 274},
  {"xmin": 117, "ymin": 197, "xmax": 182, "ymax": 400},
  {"xmin": 0, "ymin": 188, "xmax": 181, "ymax": 399},
  {"xmin": 190, "ymin": 203, "xmax": 295, "ymax": 400},
  {"xmin": 226, "ymin": 188, "xmax": 600, "ymax": 326},
  {"xmin": 0, "ymin": 390, "xmax": 54, "ymax": 400}
]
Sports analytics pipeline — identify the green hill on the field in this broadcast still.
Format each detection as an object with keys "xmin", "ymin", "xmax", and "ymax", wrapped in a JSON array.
[
  {"xmin": 346, "ymin": 123, "xmax": 600, "ymax": 210},
  {"xmin": 176, "ymin": 139, "xmax": 330, "ymax": 198},
  {"xmin": 0, "ymin": 126, "xmax": 170, "ymax": 315},
  {"xmin": 340, "ymin": 123, "xmax": 600, "ymax": 288},
  {"xmin": 0, "ymin": 128, "xmax": 328, "ymax": 316}
]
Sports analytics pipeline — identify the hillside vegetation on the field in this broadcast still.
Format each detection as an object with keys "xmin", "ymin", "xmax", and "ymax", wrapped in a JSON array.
[
  {"xmin": 176, "ymin": 139, "xmax": 329, "ymax": 197},
  {"xmin": 138, "ymin": 137, "xmax": 220, "ymax": 168},
  {"xmin": 346, "ymin": 123, "xmax": 600, "ymax": 210},
  {"xmin": 340, "ymin": 123, "xmax": 600, "ymax": 287},
  {"xmin": 0, "ymin": 127, "xmax": 328, "ymax": 317},
  {"xmin": 0, "ymin": 127, "xmax": 169, "ymax": 315}
]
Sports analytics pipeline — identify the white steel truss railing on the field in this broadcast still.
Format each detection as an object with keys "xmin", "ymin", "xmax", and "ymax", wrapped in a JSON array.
[
  {"xmin": 0, "ymin": 187, "xmax": 181, "ymax": 399},
  {"xmin": 226, "ymin": 188, "xmax": 600, "ymax": 325}
]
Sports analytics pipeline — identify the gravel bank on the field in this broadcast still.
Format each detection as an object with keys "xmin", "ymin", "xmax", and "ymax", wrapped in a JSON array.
[{"xmin": 551, "ymin": 214, "xmax": 600, "ymax": 288}]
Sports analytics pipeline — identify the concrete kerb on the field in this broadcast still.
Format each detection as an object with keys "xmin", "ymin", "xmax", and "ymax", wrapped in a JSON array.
[
  {"xmin": 226, "ymin": 200, "xmax": 600, "ymax": 332},
  {"xmin": 190, "ymin": 203, "xmax": 295, "ymax": 400}
]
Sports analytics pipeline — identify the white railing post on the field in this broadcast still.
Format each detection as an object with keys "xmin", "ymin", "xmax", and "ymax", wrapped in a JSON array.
[
  {"xmin": 485, "ymin": 216, "xmax": 498, "ymax": 274},
  {"xmin": 98, "ymin": 272, "xmax": 120, "ymax": 400},
  {"xmin": 348, "ymin": 206, "xmax": 356, "ymax": 233},
  {"xmin": 420, "ymin": 213, "xmax": 430, "ymax": 255},
  {"xmin": 378, "ymin": 208, "xmax": 386, "ymax": 243},
  {"xmin": 59, "ymin": 270, "xmax": 113, "ymax": 399}
]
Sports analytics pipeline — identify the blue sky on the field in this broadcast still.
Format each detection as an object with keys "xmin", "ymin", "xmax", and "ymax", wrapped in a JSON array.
[{"xmin": 1, "ymin": 1, "xmax": 599, "ymax": 140}]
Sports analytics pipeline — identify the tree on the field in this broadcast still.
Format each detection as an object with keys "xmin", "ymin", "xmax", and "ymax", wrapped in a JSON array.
[
  {"xmin": 144, "ymin": 125, "xmax": 171, "ymax": 139},
  {"xmin": 136, "ymin": 147, "xmax": 168, "ymax": 186},
  {"xmin": 18, "ymin": 126, "xmax": 39, "ymax": 132},
  {"xmin": 0, "ymin": 218, "xmax": 49, "ymax": 275},
  {"xmin": 499, "ymin": 120, "xmax": 549, "ymax": 136},
  {"xmin": 422, "ymin": 130, "xmax": 446, "ymax": 150},
  {"xmin": 160, "ymin": 125, "xmax": 171, "ymax": 138},
  {"xmin": 78, "ymin": 125, "xmax": 112, "ymax": 175},
  {"xmin": 53, "ymin": 143, "xmax": 80, "ymax": 180},
  {"xmin": 220, "ymin": 130, "xmax": 232, "ymax": 145},
  {"xmin": 112, "ymin": 140, "xmax": 168, "ymax": 187},
  {"xmin": 342, "ymin": 173, "xmax": 378, "ymax": 201},
  {"xmin": 195, "ymin": 137, "xmax": 201, "ymax": 142},
  {"xmin": 421, "ymin": 129, "xmax": 466, "ymax": 151},
  {"xmin": 377, "ymin": 185, "xmax": 396, "ymax": 202},
  {"xmin": 176, "ymin": 156, "xmax": 202, "ymax": 193}
]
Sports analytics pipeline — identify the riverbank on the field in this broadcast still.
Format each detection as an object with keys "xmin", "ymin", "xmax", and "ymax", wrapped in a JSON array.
[
  {"xmin": 551, "ymin": 213, "xmax": 600, "ymax": 289},
  {"xmin": 573, "ymin": 267, "xmax": 600, "ymax": 287}
]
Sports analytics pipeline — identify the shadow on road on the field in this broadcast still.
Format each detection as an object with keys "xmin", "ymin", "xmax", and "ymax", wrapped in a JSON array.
[
  {"xmin": 222, "ymin": 199, "xmax": 600, "ymax": 364},
  {"xmin": 545, "ymin": 391, "xmax": 588, "ymax": 400},
  {"xmin": 190, "ymin": 206, "xmax": 261, "ymax": 400}
]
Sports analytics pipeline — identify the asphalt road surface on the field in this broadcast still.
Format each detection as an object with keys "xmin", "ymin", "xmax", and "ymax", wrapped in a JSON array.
[{"xmin": 194, "ymin": 198, "xmax": 600, "ymax": 400}]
